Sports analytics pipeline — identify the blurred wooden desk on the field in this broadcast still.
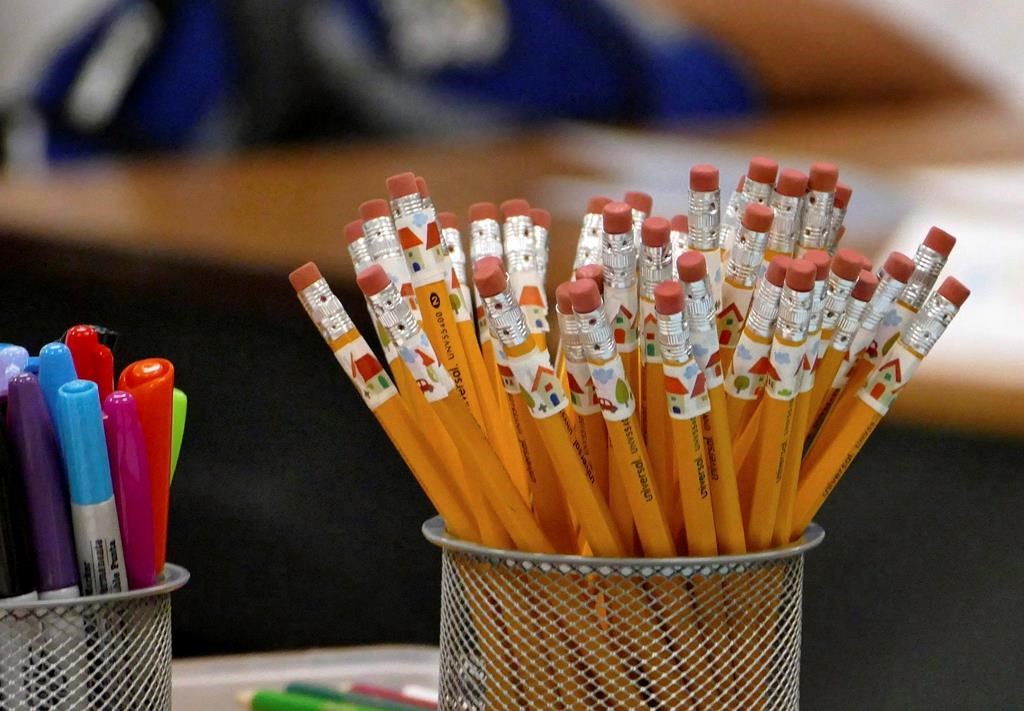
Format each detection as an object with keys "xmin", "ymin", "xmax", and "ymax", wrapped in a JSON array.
[{"xmin": 0, "ymin": 99, "xmax": 1020, "ymax": 434}]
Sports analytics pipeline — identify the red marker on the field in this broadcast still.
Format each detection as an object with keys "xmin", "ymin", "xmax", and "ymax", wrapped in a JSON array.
[
  {"xmin": 65, "ymin": 325, "xmax": 115, "ymax": 400},
  {"xmin": 118, "ymin": 359, "xmax": 174, "ymax": 575}
]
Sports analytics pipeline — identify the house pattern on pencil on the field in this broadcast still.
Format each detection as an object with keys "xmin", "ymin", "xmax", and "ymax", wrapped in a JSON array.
[
  {"xmin": 764, "ymin": 340, "xmax": 805, "ymax": 400},
  {"xmin": 338, "ymin": 338, "xmax": 397, "ymax": 410},
  {"xmin": 799, "ymin": 346, "xmax": 817, "ymax": 394},
  {"xmin": 724, "ymin": 338, "xmax": 772, "ymax": 399},
  {"xmin": 662, "ymin": 359, "xmax": 711, "ymax": 420},
  {"xmin": 446, "ymin": 268, "xmax": 471, "ymax": 320},
  {"xmin": 372, "ymin": 316, "xmax": 399, "ymax": 363},
  {"xmin": 566, "ymin": 361, "xmax": 601, "ymax": 415},
  {"xmin": 859, "ymin": 342, "xmax": 921, "ymax": 416},
  {"xmin": 604, "ymin": 291, "xmax": 638, "ymax": 351},
  {"xmin": 639, "ymin": 301, "xmax": 661, "ymax": 364},
  {"xmin": 396, "ymin": 211, "xmax": 447, "ymax": 282},
  {"xmin": 716, "ymin": 300, "xmax": 746, "ymax": 347},
  {"xmin": 591, "ymin": 359, "xmax": 635, "ymax": 421},
  {"xmin": 398, "ymin": 331, "xmax": 453, "ymax": 402},
  {"xmin": 473, "ymin": 291, "xmax": 492, "ymax": 344},
  {"xmin": 507, "ymin": 351, "xmax": 567, "ymax": 418},
  {"xmin": 690, "ymin": 334, "xmax": 725, "ymax": 388},
  {"xmin": 496, "ymin": 360, "xmax": 521, "ymax": 394},
  {"xmin": 511, "ymin": 272, "xmax": 550, "ymax": 333}
]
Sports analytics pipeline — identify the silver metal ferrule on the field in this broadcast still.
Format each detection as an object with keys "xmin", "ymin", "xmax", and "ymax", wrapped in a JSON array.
[
  {"xmin": 347, "ymin": 237, "xmax": 374, "ymax": 274},
  {"xmin": 297, "ymin": 279, "xmax": 355, "ymax": 342},
  {"xmin": 503, "ymin": 214, "xmax": 535, "ymax": 273},
  {"xmin": 766, "ymin": 192, "xmax": 802, "ymax": 255},
  {"xmin": 364, "ymin": 215, "xmax": 402, "ymax": 260},
  {"xmin": 861, "ymin": 271, "xmax": 906, "ymax": 331},
  {"xmin": 682, "ymin": 275, "xmax": 717, "ymax": 335},
  {"xmin": 655, "ymin": 309, "xmax": 693, "ymax": 363},
  {"xmin": 901, "ymin": 244, "xmax": 947, "ymax": 310},
  {"xmin": 533, "ymin": 224, "xmax": 550, "ymax": 283},
  {"xmin": 575, "ymin": 305, "xmax": 616, "ymax": 362},
  {"xmin": 742, "ymin": 177, "xmax": 774, "ymax": 206},
  {"xmin": 630, "ymin": 208, "xmax": 647, "ymax": 252},
  {"xmin": 798, "ymin": 189, "xmax": 835, "ymax": 252},
  {"xmin": 442, "ymin": 227, "xmax": 467, "ymax": 286},
  {"xmin": 901, "ymin": 291, "xmax": 960, "ymax": 356},
  {"xmin": 819, "ymin": 272, "xmax": 857, "ymax": 332},
  {"xmin": 574, "ymin": 212, "xmax": 604, "ymax": 270},
  {"xmin": 366, "ymin": 280, "xmax": 419, "ymax": 348},
  {"xmin": 744, "ymin": 277, "xmax": 784, "ymax": 338},
  {"xmin": 639, "ymin": 242, "xmax": 674, "ymax": 300},
  {"xmin": 388, "ymin": 192, "xmax": 424, "ymax": 222},
  {"xmin": 602, "ymin": 228, "xmax": 637, "ymax": 289},
  {"xmin": 776, "ymin": 285, "xmax": 813, "ymax": 343},
  {"xmin": 482, "ymin": 281, "xmax": 531, "ymax": 349},
  {"xmin": 827, "ymin": 205, "xmax": 847, "ymax": 253},
  {"xmin": 469, "ymin": 218, "xmax": 502, "ymax": 264},
  {"xmin": 687, "ymin": 189, "xmax": 721, "ymax": 250},
  {"xmin": 725, "ymin": 225, "xmax": 769, "ymax": 287},
  {"xmin": 670, "ymin": 227, "xmax": 688, "ymax": 261},
  {"xmin": 556, "ymin": 308, "xmax": 584, "ymax": 362},
  {"xmin": 830, "ymin": 295, "xmax": 871, "ymax": 352},
  {"xmin": 808, "ymin": 279, "xmax": 828, "ymax": 333}
]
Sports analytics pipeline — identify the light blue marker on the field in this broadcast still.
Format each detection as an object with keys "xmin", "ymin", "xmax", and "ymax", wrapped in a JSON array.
[
  {"xmin": 55, "ymin": 380, "xmax": 125, "ymax": 595},
  {"xmin": 38, "ymin": 343, "xmax": 78, "ymax": 429}
]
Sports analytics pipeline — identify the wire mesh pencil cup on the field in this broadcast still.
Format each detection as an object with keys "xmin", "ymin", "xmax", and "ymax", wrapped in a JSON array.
[
  {"xmin": 0, "ymin": 563, "xmax": 189, "ymax": 710},
  {"xmin": 424, "ymin": 518, "xmax": 824, "ymax": 710}
]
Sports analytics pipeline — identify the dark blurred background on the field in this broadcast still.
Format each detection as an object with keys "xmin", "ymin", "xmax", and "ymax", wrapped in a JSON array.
[{"xmin": 1, "ymin": 1, "xmax": 1022, "ymax": 708}]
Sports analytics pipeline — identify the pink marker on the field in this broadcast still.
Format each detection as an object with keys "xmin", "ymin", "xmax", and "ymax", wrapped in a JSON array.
[{"xmin": 102, "ymin": 391, "xmax": 156, "ymax": 589}]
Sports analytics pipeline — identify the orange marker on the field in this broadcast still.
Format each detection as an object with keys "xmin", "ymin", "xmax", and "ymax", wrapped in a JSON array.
[{"xmin": 118, "ymin": 358, "xmax": 174, "ymax": 574}]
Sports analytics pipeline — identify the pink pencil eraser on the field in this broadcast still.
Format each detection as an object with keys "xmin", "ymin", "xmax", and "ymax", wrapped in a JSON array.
[
  {"xmin": 775, "ymin": 169, "xmax": 808, "ymax": 198},
  {"xmin": 671, "ymin": 214, "xmax": 689, "ymax": 232},
  {"xmin": 555, "ymin": 281, "xmax": 574, "ymax": 313},
  {"xmin": 437, "ymin": 212, "xmax": 458, "ymax": 230},
  {"xmin": 883, "ymin": 252, "xmax": 915, "ymax": 283},
  {"xmin": 861, "ymin": 255, "xmax": 873, "ymax": 272},
  {"xmin": 356, "ymin": 264, "xmax": 392, "ymax": 296},
  {"xmin": 923, "ymin": 226, "xmax": 957, "ymax": 257},
  {"xmin": 748, "ymin": 156, "xmax": 779, "ymax": 184},
  {"xmin": 832, "ymin": 248, "xmax": 863, "ymax": 281},
  {"xmin": 500, "ymin": 199, "xmax": 530, "ymax": 219},
  {"xmin": 575, "ymin": 264, "xmax": 604, "ymax": 292},
  {"xmin": 473, "ymin": 256, "xmax": 507, "ymax": 297},
  {"xmin": 689, "ymin": 164, "xmax": 719, "ymax": 192},
  {"xmin": 804, "ymin": 250, "xmax": 831, "ymax": 280},
  {"xmin": 676, "ymin": 251, "xmax": 707, "ymax": 283},
  {"xmin": 587, "ymin": 196, "xmax": 612, "ymax": 214},
  {"xmin": 468, "ymin": 202, "xmax": 499, "ymax": 222},
  {"xmin": 568, "ymin": 278, "xmax": 603, "ymax": 313},
  {"xmin": 742, "ymin": 203, "xmax": 774, "ymax": 233},
  {"xmin": 385, "ymin": 172, "xmax": 418, "ymax": 199},
  {"xmin": 641, "ymin": 217, "xmax": 670, "ymax": 248},
  {"xmin": 765, "ymin": 256, "xmax": 790, "ymax": 287},
  {"xmin": 359, "ymin": 199, "xmax": 390, "ymax": 221},
  {"xmin": 343, "ymin": 220, "xmax": 365, "ymax": 244},
  {"xmin": 654, "ymin": 280, "xmax": 685, "ymax": 315},
  {"xmin": 852, "ymin": 271, "xmax": 879, "ymax": 301},
  {"xmin": 415, "ymin": 176, "xmax": 430, "ymax": 198},
  {"xmin": 834, "ymin": 182, "xmax": 853, "ymax": 209},
  {"xmin": 602, "ymin": 201, "xmax": 634, "ymax": 234},
  {"xmin": 937, "ymin": 276, "xmax": 970, "ymax": 307},
  {"xmin": 808, "ymin": 163, "xmax": 839, "ymax": 192},
  {"xmin": 786, "ymin": 259, "xmax": 816, "ymax": 292},
  {"xmin": 529, "ymin": 208, "xmax": 551, "ymax": 229},
  {"xmin": 624, "ymin": 191, "xmax": 653, "ymax": 215},
  {"xmin": 289, "ymin": 262, "xmax": 322, "ymax": 292}
]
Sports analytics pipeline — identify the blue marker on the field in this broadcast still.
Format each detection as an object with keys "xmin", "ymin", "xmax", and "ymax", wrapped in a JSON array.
[
  {"xmin": 38, "ymin": 343, "xmax": 78, "ymax": 428},
  {"xmin": 55, "ymin": 380, "xmax": 125, "ymax": 595}
]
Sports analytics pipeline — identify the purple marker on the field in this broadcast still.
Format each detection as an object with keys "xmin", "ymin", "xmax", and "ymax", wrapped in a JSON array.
[
  {"xmin": 102, "ymin": 391, "xmax": 156, "ymax": 590},
  {"xmin": 6, "ymin": 374, "xmax": 80, "ymax": 599}
]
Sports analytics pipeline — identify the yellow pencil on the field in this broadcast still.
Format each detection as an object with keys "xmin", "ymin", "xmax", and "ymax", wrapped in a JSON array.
[
  {"xmin": 358, "ymin": 262, "xmax": 553, "ymax": 553},
  {"xmin": 654, "ymin": 280, "xmax": 718, "ymax": 555},
  {"xmin": 758, "ymin": 168, "xmax": 807, "ymax": 271},
  {"xmin": 793, "ymin": 277, "xmax": 969, "ymax": 537},
  {"xmin": 745, "ymin": 259, "xmax": 815, "ymax": 551},
  {"xmin": 290, "ymin": 263, "xmax": 478, "ymax": 541},
  {"xmin": 569, "ymin": 277, "xmax": 676, "ymax": 558},
  {"xmin": 476, "ymin": 259, "xmax": 628, "ymax": 557},
  {"xmin": 601, "ymin": 202, "xmax": 642, "ymax": 406},
  {"xmin": 794, "ymin": 163, "xmax": 839, "ymax": 258},
  {"xmin": 501, "ymin": 199, "xmax": 551, "ymax": 355}
]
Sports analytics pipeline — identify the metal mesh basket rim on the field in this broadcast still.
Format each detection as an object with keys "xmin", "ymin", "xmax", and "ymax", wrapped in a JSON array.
[
  {"xmin": 422, "ymin": 517, "xmax": 824, "ymax": 567},
  {"xmin": 0, "ymin": 563, "xmax": 189, "ymax": 611}
]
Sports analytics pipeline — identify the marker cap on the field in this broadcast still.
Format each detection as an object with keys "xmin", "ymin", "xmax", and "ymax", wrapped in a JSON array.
[
  {"xmin": 56, "ymin": 379, "xmax": 114, "ymax": 506},
  {"xmin": 38, "ymin": 342, "xmax": 78, "ymax": 421}
]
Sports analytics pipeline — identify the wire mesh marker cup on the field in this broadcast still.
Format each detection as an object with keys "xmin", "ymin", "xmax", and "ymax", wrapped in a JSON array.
[
  {"xmin": 424, "ymin": 517, "xmax": 824, "ymax": 710},
  {"xmin": 0, "ymin": 563, "xmax": 189, "ymax": 710}
]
